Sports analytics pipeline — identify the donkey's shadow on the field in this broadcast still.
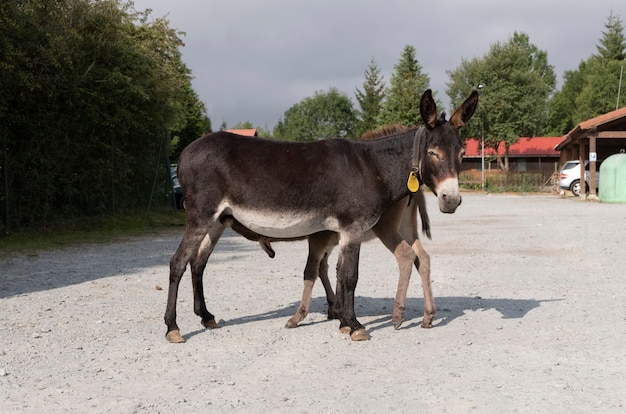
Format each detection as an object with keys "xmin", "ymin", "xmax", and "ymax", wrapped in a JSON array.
[
  {"xmin": 360, "ymin": 296, "xmax": 559, "ymax": 333},
  {"xmin": 182, "ymin": 295, "xmax": 557, "ymax": 341}
]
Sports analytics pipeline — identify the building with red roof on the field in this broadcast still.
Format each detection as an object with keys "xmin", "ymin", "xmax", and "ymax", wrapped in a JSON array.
[{"xmin": 463, "ymin": 136, "xmax": 562, "ymax": 174}]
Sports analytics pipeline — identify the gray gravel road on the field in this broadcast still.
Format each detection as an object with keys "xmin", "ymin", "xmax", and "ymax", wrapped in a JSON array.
[{"xmin": 1, "ymin": 193, "xmax": 625, "ymax": 413}]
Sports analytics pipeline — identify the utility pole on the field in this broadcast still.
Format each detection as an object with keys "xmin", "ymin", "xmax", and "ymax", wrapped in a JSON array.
[{"xmin": 478, "ymin": 84, "xmax": 486, "ymax": 190}]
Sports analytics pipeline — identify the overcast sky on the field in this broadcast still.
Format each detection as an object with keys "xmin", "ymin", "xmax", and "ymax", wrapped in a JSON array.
[{"xmin": 132, "ymin": 0, "xmax": 623, "ymax": 130}]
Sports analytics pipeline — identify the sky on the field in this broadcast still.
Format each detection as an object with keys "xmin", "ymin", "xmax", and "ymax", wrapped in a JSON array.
[{"xmin": 131, "ymin": 0, "xmax": 624, "ymax": 130}]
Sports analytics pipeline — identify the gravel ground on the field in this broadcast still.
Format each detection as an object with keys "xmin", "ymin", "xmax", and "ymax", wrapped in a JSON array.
[{"xmin": 1, "ymin": 193, "xmax": 625, "ymax": 413}]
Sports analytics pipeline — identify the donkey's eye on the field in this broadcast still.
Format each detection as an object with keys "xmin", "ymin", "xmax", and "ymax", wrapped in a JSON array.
[{"xmin": 428, "ymin": 150, "xmax": 441, "ymax": 160}]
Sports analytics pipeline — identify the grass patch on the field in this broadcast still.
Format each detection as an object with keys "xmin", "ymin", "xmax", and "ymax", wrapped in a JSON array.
[{"xmin": 0, "ymin": 209, "xmax": 185, "ymax": 254}]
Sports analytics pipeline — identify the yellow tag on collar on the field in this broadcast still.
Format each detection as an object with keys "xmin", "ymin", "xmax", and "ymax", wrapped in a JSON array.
[{"xmin": 407, "ymin": 171, "xmax": 419, "ymax": 192}]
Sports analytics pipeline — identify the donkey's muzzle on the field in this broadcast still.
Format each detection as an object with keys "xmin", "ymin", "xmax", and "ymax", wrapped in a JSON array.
[{"xmin": 437, "ymin": 178, "xmax": 462, "ymax": 214}]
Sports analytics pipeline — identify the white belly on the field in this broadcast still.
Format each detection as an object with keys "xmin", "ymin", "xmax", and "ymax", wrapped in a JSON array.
[{"xmin": 230, "ymin": 206, "xmax": 339, "ymax": 238}]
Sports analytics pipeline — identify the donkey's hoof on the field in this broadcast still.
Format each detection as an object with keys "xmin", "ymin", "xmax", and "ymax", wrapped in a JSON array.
[
  {"xmin": 393, "ymin": 319, "xmax": 404, "ymax": 330},
  {"xmin": 339, "ymin": 325, "xmax": 352, "ymax": 334},
  {"xmin": 285, "ymin": 318, "xmax": 299, "ymax": 329},
  {"xmin": 165, "ymin": 329, "xmax": 185, "ymax": 343},
  {"xmin": 421, "ymin": 319, "xmax": 433, "ymax": 328},
  {"xmin": 350, "ymin": 329, "xmax": 369, "ymax": 341},
  {"xmin": 202, "ymin": 318, "xmax": 221, "ymax": 329}
]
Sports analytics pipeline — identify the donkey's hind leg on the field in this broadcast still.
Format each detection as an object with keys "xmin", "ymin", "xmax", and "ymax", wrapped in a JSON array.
[
  {"xmin": 190, "ymin": 224, "xmax": 226, "ymax": 330},
  {"xmin": 164, "ymin": 223, "xmax": 224, "ymax": 343},
  {"xmin": 285, "ymin": 232, "xmax": 336, "ymax": 328}
]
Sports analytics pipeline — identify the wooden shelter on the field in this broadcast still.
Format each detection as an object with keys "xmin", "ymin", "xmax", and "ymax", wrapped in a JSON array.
[{"xmin": 555, "ymin": 107, "xmax": 626, "ymax": 198}]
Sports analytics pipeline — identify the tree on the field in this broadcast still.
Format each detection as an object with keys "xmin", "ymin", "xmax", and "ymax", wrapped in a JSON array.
[
  {"xmin": 229, "ymin": 121, "xmax": 255, "ymax": 130},
  {"xmin": 378, "ymin": 45, "xmax": 431, "ymax": 127},
  {"xmin": 446, "ymin": 56, "xmax": 488, "ymax": 140},
  {"xmin": 595, "ymin": 11, "xmax": 626, "ymax": 61},
  {"xmin": 169, "ymin": 85, "xmax": 211, "ymax": 163},
  {"xmin": 546, "ymin": 12, "xmax": 626, "ymax": 134},
  {"xmin": 0, "ymin": 0, "xmax": 201, "ymax": 230},
  {"xmin": 354, "ymin": 57, "xmax": 385, "ymax": 136},
  {"xmin": 545, "ymin": 63, "xmax": 589, "ymax": 135},
  {"xmin": 576, "ymin": 12, "xmax": 626, "ymax": 119},
  {"xmin": 446, "ymin": 32, "xmax": 556, "ymax": 170},
  {"xmin": 573, "ymin": 59, "xmax": 626, "ymax": 121},
  {"xmin": 273, "ymin": 88, "xmax": 358, "ymax": 141}
]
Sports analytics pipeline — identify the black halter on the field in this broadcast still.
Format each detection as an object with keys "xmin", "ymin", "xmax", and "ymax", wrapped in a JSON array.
[{"xmin": 410, "ymin": 127, "xmax": 426, "ymax": 185}]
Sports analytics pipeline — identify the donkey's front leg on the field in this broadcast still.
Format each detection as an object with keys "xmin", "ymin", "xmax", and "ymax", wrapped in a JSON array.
[
  {"xmin": 335, "ymin": 240, "xmax": 368, "ymax": 341},
  {"xmin": 412, "ymin": 240, "xmax": 434, "ymax": 327},
  {"xmin": 286, "ymin": 232, "xmax": 336, "ymax": 328},
  {"xmin": 391, "ymin": 241, "xmax": 415, "ymax": 329},
  {"xmin": 371, "ymin": 223, "xmax": 415, "ymax": 329}
]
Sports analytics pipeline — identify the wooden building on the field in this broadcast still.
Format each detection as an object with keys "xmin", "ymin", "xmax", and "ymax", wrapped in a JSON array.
[
  {"xmin": 555, "ymin": 107, "xmax": 626, "ymax": 198},
  {"xmin": 463, "ymin": 136, "xmax": 562, "ymax": 175}
]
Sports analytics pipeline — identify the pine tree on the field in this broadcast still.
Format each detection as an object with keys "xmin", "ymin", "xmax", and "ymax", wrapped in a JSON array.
[
  {"xmin": 355, "ymin": 57, "xmax": 385, "ymax": 136},
  {"xmin": 595, "ymin": 11, "xmax": 626, "ymax": 62},
  {"xmin": 377, "ymin": 45, "xmax": 430, "ymax": 127},
  {"xmin": 546, "ymin": 12, "xmax": 626, "ymax": 132}
]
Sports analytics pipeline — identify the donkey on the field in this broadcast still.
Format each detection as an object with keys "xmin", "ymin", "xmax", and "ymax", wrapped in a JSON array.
[
  {"xmin": 225, "ymin": 187, "xmax": 431, "ymax": 330},
  {"xmin": 165, "ymin": 89, "xmax": 478, "ymax": 342},
  {"xmin": 224, "ymin": 124, "xmax": 434, "ymax": 330}
]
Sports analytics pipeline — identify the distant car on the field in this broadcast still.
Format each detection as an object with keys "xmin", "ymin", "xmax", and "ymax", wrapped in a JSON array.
[
  {"xmin": 559, "ymin": 160, "xmax": 601, "ymax": 196},
  {"xmin": 171, "ymin": 166, "xmax": 185, "ymax": 210}
]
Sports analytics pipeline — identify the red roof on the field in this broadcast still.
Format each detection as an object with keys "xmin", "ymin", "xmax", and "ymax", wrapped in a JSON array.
[
  {"xmin": 578, "ymin": 106, "xmax": 626, "ymax": 130},
  {"xmin": 225, "ymin": 128, "xmax": 258, "ymax": 137},
  {"xmin": 465, "ymin": 137, "xmax": 562, "ymax": 158},
  {"xmin": 555, "ymin": 106, "xmax": 626, "ymax": 150}
]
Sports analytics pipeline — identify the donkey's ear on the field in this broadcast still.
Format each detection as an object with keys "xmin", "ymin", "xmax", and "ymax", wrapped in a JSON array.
[
  {"xmin": 420, "ymin": 89, "xmax": 438, "ymax": 129},
  {"xmin": 450, "ymin": 90, "xmax": 479, "ymax": 129}
]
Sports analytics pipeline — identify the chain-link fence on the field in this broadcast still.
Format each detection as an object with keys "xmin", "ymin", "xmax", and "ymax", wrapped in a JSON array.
[{"xmin": 1, "ymin": 129, "xmax": 176, "ymax": 235}]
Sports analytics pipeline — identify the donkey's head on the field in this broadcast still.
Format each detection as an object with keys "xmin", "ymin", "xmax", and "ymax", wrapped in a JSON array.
[{"xmin": 416, "ymin": 89, "xmax": 478, "ymax": 213}]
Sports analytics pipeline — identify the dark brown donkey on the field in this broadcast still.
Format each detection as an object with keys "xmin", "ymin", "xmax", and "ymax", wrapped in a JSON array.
[
  {"xmin": 225, "ymin": 124, "xmax": 434, "ymax": 331},
  {"xmin": 226, "ymin": 188, "xmax": 430, "ymax": 330},
  {"xmin": 165, "ymin": 89, "xmax": 478, "ymax": 343}
]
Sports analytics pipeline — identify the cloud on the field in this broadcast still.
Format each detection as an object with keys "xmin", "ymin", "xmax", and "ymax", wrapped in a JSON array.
[{"xmin": 133, "ymin": 0, "xmax": 623, "ymax": 129}]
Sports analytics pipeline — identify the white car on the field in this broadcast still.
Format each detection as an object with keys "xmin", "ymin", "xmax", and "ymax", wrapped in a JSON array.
[{"xmin": 559, "ymin": 160, "xmax": 601, "ymax": 196}]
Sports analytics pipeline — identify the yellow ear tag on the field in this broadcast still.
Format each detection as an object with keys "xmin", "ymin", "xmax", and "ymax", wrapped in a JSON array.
[{"xmin": 407, "ymin": 171, "xmax": 419, "ymax": 192}]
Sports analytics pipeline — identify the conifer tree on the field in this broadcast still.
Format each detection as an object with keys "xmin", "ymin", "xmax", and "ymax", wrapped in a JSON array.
[
  {"xmin": 595, "ymin": 11, "xmax": 626, "ymax": 61},
  {"xmin": 546, "ymin": 12, "xmax": 626, "ymax": 133},
  {"xmin": 377, "ymin": 45, "xmax": 430, "ymax": 127},
  {"xmin": 355, "ymin": 57, "xmax": 385, "ymax": 136}
]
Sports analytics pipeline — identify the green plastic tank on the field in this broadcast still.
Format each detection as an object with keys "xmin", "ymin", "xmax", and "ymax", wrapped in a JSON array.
[{"xmin": 599, "ymin": 152, "xmax": 626, "ymax": 203}]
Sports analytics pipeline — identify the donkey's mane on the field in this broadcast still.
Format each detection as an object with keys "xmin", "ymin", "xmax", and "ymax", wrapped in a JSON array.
[{"xmin": 360, "ymin": 124, "xmax": 416, "ymax": 140}]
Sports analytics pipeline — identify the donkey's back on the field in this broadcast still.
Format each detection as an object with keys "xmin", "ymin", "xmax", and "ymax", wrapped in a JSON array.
[{"xmin": 178, "ymin": 131, "xmax": 393, "ymax": 238}]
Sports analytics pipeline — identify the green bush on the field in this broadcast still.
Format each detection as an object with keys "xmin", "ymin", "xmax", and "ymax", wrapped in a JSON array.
[{"xmin": 486, "ymin": 173, "xmax": 546, "ymax": 192}]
